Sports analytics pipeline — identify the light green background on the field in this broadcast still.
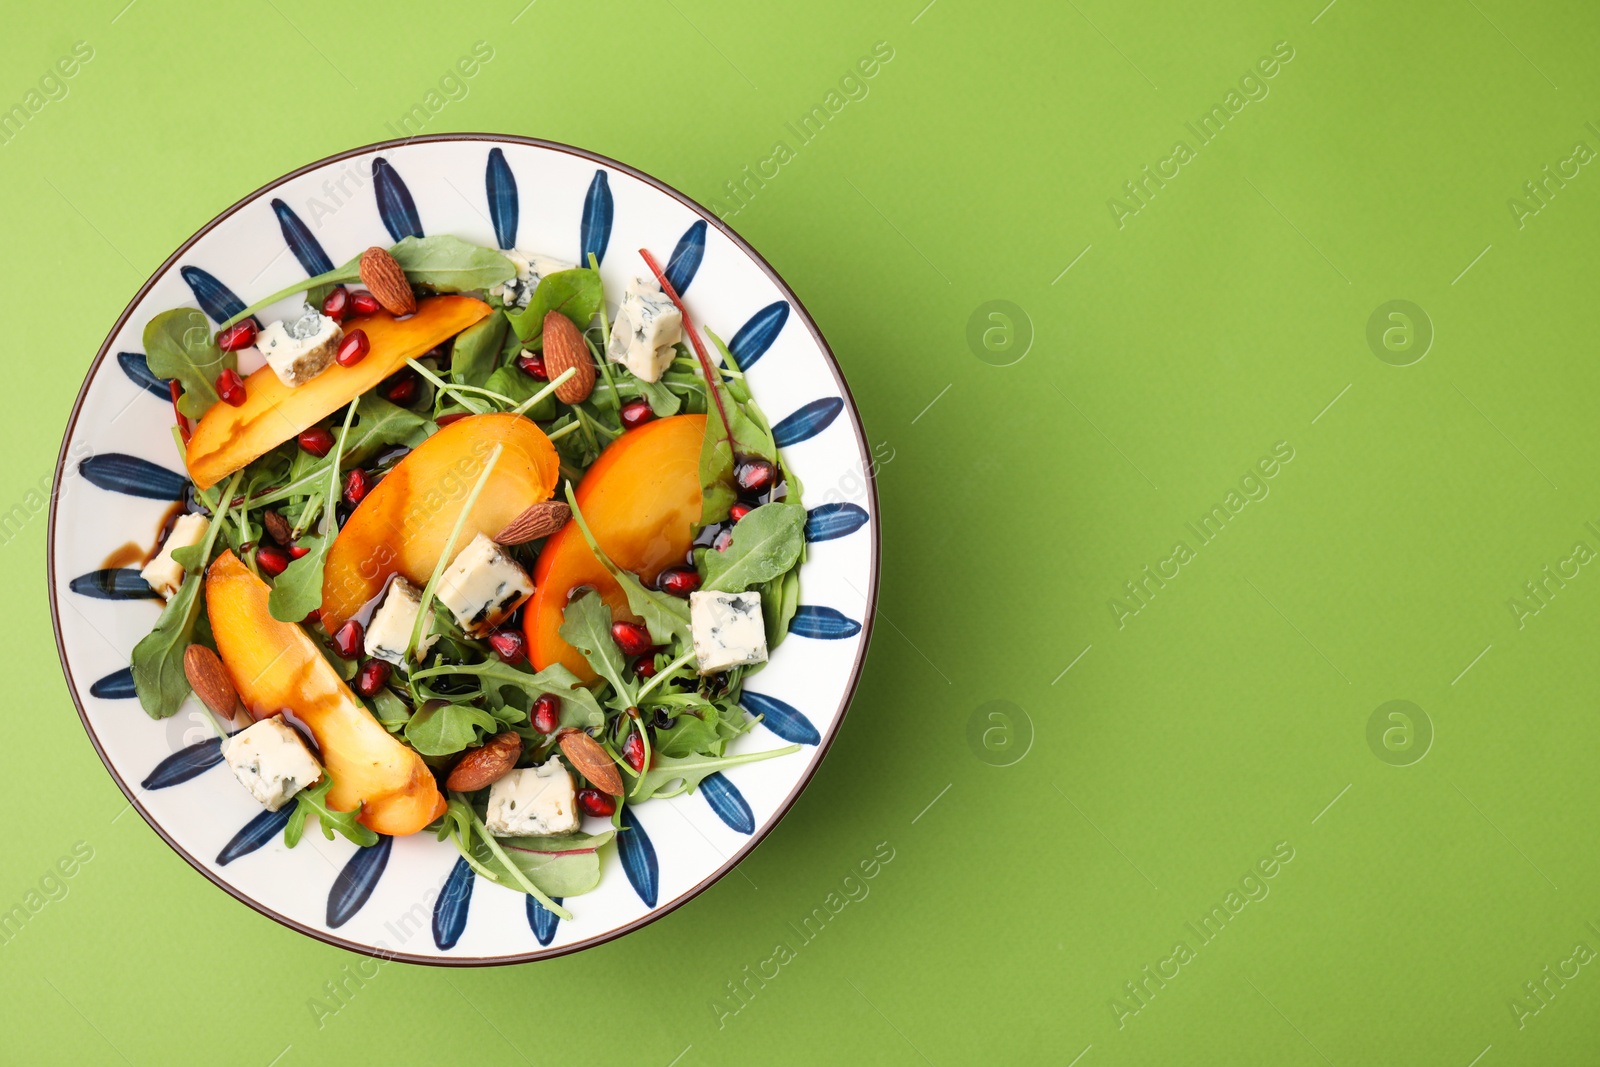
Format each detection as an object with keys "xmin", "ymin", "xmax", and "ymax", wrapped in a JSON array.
[{"xmin": 7, "ymin": 0, "xmax": 1600, "ymax": 1062}]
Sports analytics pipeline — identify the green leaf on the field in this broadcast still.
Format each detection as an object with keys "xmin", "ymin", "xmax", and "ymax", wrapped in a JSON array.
[
  {"xmin": 143, "ymin": 308, "xmax": 236, "ymax": 419},
  {"xmin": 507, "ymin": 268, "xmax": 603, "ymax": 343},
  {"xmin": 631, "ymin": 744, "xmax": 800, "ymax": 802},
  {"xmin": 637, "ymin": 377, "xmax": 681, "ymax": 417},
  {"xmin": 470, "ymin": 829, "xmax": 615, "ymax": 897},
  {"xmin": 563, "ymin": 486, "xmax": 691, "ymax": 647},
  {"xmin": 267, "ymin": 530, "xmax": 330, "ymax": 622},
  {"xmin": 368, "ymin": 688, "xmax": 412, "ymax": 734},
  {"xmin": 483, "ymin": 364, "xmax": 556, "ymax": 420},
  {"xmin": 762, "ymin": 564, "xmax": 801, "ymax": 652},
  {"xmin": 697, "ymin": 330, "xmax": 776, "ymax": 524},
  {"xmin": 404, "ymin": 701, "xmax": 501, "ymax": 757},
  {"xmin": 654, "ymin": 707, "xmax": 730, "ymax": 758},
  {"xmin": 700, "ymin": 502, "xmax": 805, "ymax": 593},
  {"xmin": 284, "ymin": 777, "xmax": 379, "ymax": 849},
  {"xmin": 450, "ymin": 310, "xmax": 509, "ymax": 388},
  {"xmin": 558, "ymin": 589, "xmax": 635, "ymax": 701},
  {"xmin": 129, "ymin": 574, "xmax": 205, "ymax": 719},
  {"xmin": 411, "ymin": 661, "xmax": 604, "ymax": 729},
  {"xmin": 387, "ymin": 235, "xmax": 517, "ymax": 291}
]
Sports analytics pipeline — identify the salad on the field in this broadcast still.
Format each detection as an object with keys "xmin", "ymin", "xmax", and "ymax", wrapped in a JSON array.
[{"xmin": 128, "ymin": 233, "xmax": 805, "ymax": 920}]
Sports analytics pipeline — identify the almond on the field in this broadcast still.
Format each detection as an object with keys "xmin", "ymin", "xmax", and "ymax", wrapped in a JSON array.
[
  {"xmin": 358, "ymin": 246, "xmax": 417, "ymax": 316},
  {"xmin": 542, "ymin": 311, "xmax": 595, "ymax": 404},
  {"xmin": 445, "ymin": 731, "xmax": 523, "ymax": 792},
  {"xmin": 559, "ymin": 730, "xmax": 624, "ymax": 796},
  {"xmin": 184, "ymin": 644, "xmax": 243, "ymax": 720},
  {"xmin": 494, "ymin": 501, "xmax": 570, "ymax": 545}
]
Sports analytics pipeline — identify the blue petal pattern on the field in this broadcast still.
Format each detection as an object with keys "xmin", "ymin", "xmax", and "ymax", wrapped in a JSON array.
[
  {"xmin": 773, "ymin": 398, "xmax": 844, "ymax": 447},
  {"xmin": 665, "ymin": 220, "xmax": 707, "ymax": 294},
  {"xmin": 69, "ymin": 569, "xmax": 156, "ymax": 600},
  {"xmin": 789, "ymin": 605, "xmax": 862, "ymax": 640},
  {"xmin": 805, "ymin": 503, "xmax": 869, "ymax": 543},
  {"xmin": 740, "ymin": 691, "xmax": 821, "ymax": 745},
  {"xmin": 179, "ymin": 266, "xmax": 251, "ymax": 325},
  {"xmin": 79, "ymin": 454, "xmax": 186, "ymax": 500},
  {"xmin": 729, "ymin": 301, "xmax": 789, "ymax": 369},
  {"xmin": 433, "ymin": 857, "xmax": 474, "ymax": 950},
  {"xmin": 271, "ymin": 198, "xmax": 335, "ymax": 276},
  {"xmin": 141, "ymin": 736, "xmax": 226, "ymax": 790},
  {"xmin": 618, "ymin": 810, "xmax": 659, "ymax": 907},
  {"xmin": 89, "ymin": 667, "xmax": 136, "ymax": 699},
  {"xmin": 702, "ymin": 773, "xmax": 755, "ymax": 834},
  {"xmin": 486, "ymin": 148, "xmax": 518, "ymax": 250},
  {"xmin": 373, "ymin": 157, "xmax": 423, "ymax": 242},
  {"xmin": 580, "ymin": 170, "xmax": 613, "ymax": 265},
  {"xmin": 526, "ymin": 895, "xmax": 563, "ymax": 947},
  {"xmin": 217, "ymin": 807, "xmax": 293, "ymax": 865},
  {"xmin": 328, "ymin": 837, "xmax": 393, "ymax": 928},
  {"xmin": 117, "ymin": 352, "xmax": 168, "ymax": 398}
]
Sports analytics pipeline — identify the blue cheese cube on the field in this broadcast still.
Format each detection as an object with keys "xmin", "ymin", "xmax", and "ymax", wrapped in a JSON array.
[
  {"xmin": 363, "ymin": 576, "xmax": 436, "ymax": 667},
  {"xmin": 491, "ymin": 249, "xmax": 577, "ymax": 310},
  {"xmin": 224, "ymin": 715, "xmax": 322, "ymax": 811},
  {"xmin": 484, "ymin": 760, "xmax": 579, "ymax": 836},
  {"xmin": 605, "ymin": 276, "xmax": 682, "ymax": 382},
  {"xmin": 257, "ymin": 303, "xmax": 342, "ymax": 387},
  {"xmin": 690, "ymin": 590, "xmax": 768, "ymax": 674},
  {"xmin": 139, "ymin": 512, "xmax": 210, "ymax": 599},
  {"xmin": 436, "ymin": 533, "xmax": 534, "ymax": 637}
]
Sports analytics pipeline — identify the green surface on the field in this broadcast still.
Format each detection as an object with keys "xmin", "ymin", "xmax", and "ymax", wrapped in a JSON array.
[{"xmin": 7, "ymin": 0, "xmax": 1600, "ymax": 1062}]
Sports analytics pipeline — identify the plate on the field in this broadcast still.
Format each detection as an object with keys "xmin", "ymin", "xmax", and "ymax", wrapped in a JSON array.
[{"xmin": 47, "ymin": 135, "xmax": 878, "ymax": 965}]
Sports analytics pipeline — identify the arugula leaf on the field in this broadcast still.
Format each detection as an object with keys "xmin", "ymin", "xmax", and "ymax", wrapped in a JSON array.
[
  {"xmin": 482, "ymin": 363, "xmax": 556, "ymax": 420},
  {"xmin": 404, "ymin": 700, "xmax": 501, "ymax": 756},
  {"xmin": 411, "ymin": 660, "xmax": 605, "ymax": 729},
  {"xmin": 562, "ymin": 485, "xmax": 691, "ymax": 647},
  {"xmin": 631, "ymin": 744, "xmax": 800, "ymax": 802},
  {"xmin": 637, "ymin": 377, "xmax": 682, "ymax": 417},
  {"xmin": 368, "ymin": 687, "xmax": 413, "ymax": 733},
  {"xmin": 697, "ymin": 329, "xmax": 776, "ymax": 524},
  {"xmin": 267, "ymin": 399, "xmax": 357, "ymax": 622},
  {"xmin": 654, "ymin": 706, "xmax": 732, "ymax": 758},
  {"xmin": 284, "ymin": 777, "xmax": 378, "ymax": 848},
  {"xmin": 450, "ymin": 310, "xmax": 508, "ymax": 388},
  {"xmin": 143, "ymin": 308, "xmax": 236, "ymax": 419},
  {"xmin": 699, "ymin": 502, "xmax": 805, "ymax": 593},
  {"xmin": 507, "ymin": 268, "xmax": 603, "ymax": 343},
  {"xmin": 558, "ymin": 590, "xmax": 635, "ymax": 701}
]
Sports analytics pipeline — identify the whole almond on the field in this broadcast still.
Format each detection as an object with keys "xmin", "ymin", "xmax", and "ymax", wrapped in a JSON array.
[
  {"xmin": 358, "ymin": 246, "xmax": 417, "ymax": 316},
  {"xmin": 542, "ymin": 311, "xmax": 595, "ymax": 404},
  {"xmin": 495, "ymin": 501, "xmax": 570, "ymax": 545},
  {"xmin": 445, "ymin": 731, "xmax": 523, "ymax": 792},
  {"xmin": 558, "ymin": 730, "xmax": 623, "ymax": 796},
  {"xmin": 262, "ymin": 510, "xmax": 293, "ymax": 547},
  {"xmin": 184, "ymin": 644, "xmax": 244, "ymax": 720}
]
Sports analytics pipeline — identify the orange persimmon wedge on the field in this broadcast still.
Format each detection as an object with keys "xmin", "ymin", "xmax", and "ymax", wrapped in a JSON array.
[
  {"xmin": 205, "ymin": 549, "xmax": 445, "ymax": 835},
  {"xmin": 526, "ymin": 414, "xmax": 706, "ymax": 680},
  {"xmin": 185, "ymin": 295, "xmax": 492, "ymax": 490},
  {"xmin": 319, "ymin": 413, "xmax": 560, "ymax": 632}
]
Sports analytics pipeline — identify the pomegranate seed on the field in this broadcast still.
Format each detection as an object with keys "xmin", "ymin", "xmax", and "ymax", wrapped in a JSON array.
[
  {"xmin": 256, "ymin": 544, "xmax": 289, "ymax": 576},
  {"xmin": 436, "ymin": 412, "xmax": 469, "ymax": 428},
  {"xmin": 516, "ymin": 353, "xmax": 548, "ymax": 380},
  {"xmin": 611, "ymin": 621, "xmax": 652, "ymax": 657},
  {"xmin": 623, "ymin": 732, "xmax": 647, "ymax": 772},
  {"xmin": 656, "ymin": 567, "xmax": 700, "ymax": 597},
  {"xmin": 488, "ymin": 630, "xmax": 526, "ymax": 664},
  {"xmin": 216, "ymin": 368, "xmax": 246, "ymax": 407},
  {"xmin": 634, "ymin": 657, "xmax": 657, "ymax": 680},
  {"xmin": 303, "ymin": 609, "xmax": 321, "ymax": 626},
  {"xmin": 620, "ymin": 399, "xmax": 654, "ymax": 430},
  {"xmin": 532, "ymin": 693, "xmax": 561, "ymax": 734},
  {"xmin": 217, "ymin": 320, "xmax": 257, "ymax": 351},
  {"xmin": 289, "ymin": 545, "xmax": 310, "ymax": 560},
  {"xmin": 350, "ymin": 290, "xmax": 380, "ymax": 315},
  {"xmin": 355, "ymin": 658, "xmax": 391, "ymax": 697},
  {"xmin": 384, "ymin": 373, "xmax": 418, "ymax": 405},
  {"xmin": 734, "ymin": 457, "xmax": 777, "ymax": 495},
  {"xmin": 298, "ymin": 427, "xmax": 335, "ymax": 457},
  {"xmin": 713, "ymin": 527, "xmax": 734, "ymax": 553},
  {"xmin": 322, "ymin": 287, "xmax": 349, "ymax": 321},
  {"xmin": 343, "ymin": 468, "xmax": 371, "ymax": 505},
  {"xmin": 336, "ymin": 328, "xmax": 370, "ymax": 367},
  {"xmin": 577, "ymin": 788, "xmax": 615, "ymax": 818},
  {"xmin": 331, "ymin": 620, "xmax": 364, "ymax": 659}
]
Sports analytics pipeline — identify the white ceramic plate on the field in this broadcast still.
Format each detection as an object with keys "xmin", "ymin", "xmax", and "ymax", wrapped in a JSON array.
[{"xmin": 48, "ymin": 135, "xmax": 878, "ymax": 965}]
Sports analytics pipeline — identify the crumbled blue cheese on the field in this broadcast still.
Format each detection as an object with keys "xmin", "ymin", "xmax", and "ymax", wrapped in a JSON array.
[
  {"xmin": 223, "ymin": 715, "xmax": 322, "ymax": 811},
  {"xmin": 363, "ymin": 576, "xmax": 436, "ymax": 667},
  {"xmin": 256, "ymin": 303, "xmax": 342, "ymax": 387},
  {"xmin": 491, "ymin": 249, "xmax": 578, "ymax": 310},
  {"xmin": 605, "ymin": 276, "xmax": 682, "ymax": 382},
  {"xmin": 485, "ymin": 760, "xmax": 579, "ymax": 836},
  {"xmin": 436, "ymin": 533, "xmax": 535, "ymax": 637},
  {"xmin": 690, "ymin": 590, "xmax": 768, "ymax": 674},
  {"xmin": 139, "ymin": 512, "xmax": 210, "ymax": 599}
]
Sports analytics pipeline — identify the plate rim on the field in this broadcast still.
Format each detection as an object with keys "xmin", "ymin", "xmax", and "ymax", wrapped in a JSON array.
[{"xmin": 46, "ymin": 132, "xmax": 881, "ymax": 966}]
